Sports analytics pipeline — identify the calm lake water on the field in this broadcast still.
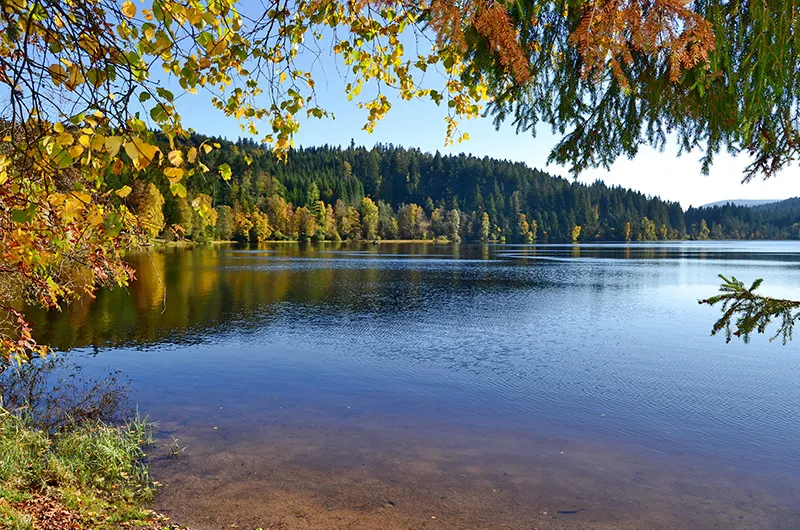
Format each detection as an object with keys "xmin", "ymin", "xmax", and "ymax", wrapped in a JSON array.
[{"xmin": 28, "ymin": 242, "xmax": 800, "ymax": 529}]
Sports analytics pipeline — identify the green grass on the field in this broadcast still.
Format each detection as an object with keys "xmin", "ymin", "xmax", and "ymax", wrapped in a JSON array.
[{"xmin": 0, "ymin": 408, "xmax": 171, "ymax": 529}]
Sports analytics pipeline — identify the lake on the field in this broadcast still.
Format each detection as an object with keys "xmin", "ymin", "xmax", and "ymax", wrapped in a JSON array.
[{"xmin": 28, "ymin": 241, "xmax": 800, "ymax": 529}]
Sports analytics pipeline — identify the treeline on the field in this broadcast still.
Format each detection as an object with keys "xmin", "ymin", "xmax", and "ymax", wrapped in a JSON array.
[
  {"xmin": 685, "ymin": 199, "xmax": 800, "ymax": 240},
  {"xmin": 121, "ymin": 135, "xmax": 800, "ymax": 243}
]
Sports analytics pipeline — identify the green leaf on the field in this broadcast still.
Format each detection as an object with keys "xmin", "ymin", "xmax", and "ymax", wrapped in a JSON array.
[
  {"xmin": 218, "ymin": 163, "xmax": 232, "ymax": 180},
  {"xmin": 197, "ymin": 32, "xmax": 213, "ymax": 49},
  {"xmin": 170, "ymin": 182, "xmax": 187, "ymax": 198},
  {"xmin": 11, "ymin": 207, "xmax": 34, "ymax": 224},
  {"xmin": 156, "ymin": 87, "xmax": 174, "ymax": 102},
  {"xmin": 51, "ymin": 146, "xmax": 73, "ymax": 169},
  {"xmin": 150, "ymin": 105, "xmax": 168, "ymax": 122},
  {"xmin": 86, "ymin": 68, "xmax": 106, "ymax": 87},
  {"xmin": 104, "ymin": 212, "xmax": 123, "ymax": 237}
]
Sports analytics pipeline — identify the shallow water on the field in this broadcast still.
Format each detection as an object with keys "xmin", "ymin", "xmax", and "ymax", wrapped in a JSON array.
[{"xmin": 29, "ymin": 242, "xmax": 800, "ymax": 528}]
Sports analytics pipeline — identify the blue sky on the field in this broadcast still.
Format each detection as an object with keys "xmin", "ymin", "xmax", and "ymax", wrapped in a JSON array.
[{"xmin": 166, "ymin": 49, "xmax": 800, "ymax": 210}]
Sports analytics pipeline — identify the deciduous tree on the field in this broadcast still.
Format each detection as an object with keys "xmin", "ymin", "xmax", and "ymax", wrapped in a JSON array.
[
  {"xmin": 480, "ymin": 213, "xmax": 491, "ymax": 243},
  {"xmin": 359, "ymin": 198, "xmax": 379, "ymax": 240},
  {"xmin": 249, "ymin": 211, "xmax": 272, "ymax": 244},
  {"xmin": 129, "ymin": 182, "xmax": 166, "ymax": 238}
]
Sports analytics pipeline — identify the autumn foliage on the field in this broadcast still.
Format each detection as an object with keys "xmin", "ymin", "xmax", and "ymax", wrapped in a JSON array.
[{"xmin": 570, "ymin": 0, "xmax": 715, "ymax": 86}]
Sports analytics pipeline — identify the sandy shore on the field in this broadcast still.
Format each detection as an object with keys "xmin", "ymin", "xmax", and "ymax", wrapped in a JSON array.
[{"xmin": 150, "ymin": 419, "xmax": 797, "ymax": 530}]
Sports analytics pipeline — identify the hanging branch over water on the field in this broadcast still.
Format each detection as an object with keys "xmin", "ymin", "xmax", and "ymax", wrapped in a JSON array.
[{"xmin": 700, "ymin": 275, "xmax": 800, "ymax": 344}]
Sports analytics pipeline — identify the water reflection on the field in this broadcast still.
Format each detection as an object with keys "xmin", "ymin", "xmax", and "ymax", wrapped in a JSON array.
[{"xmin": 27, "ymin": 241, "xmax": 800, "ymax": 352}]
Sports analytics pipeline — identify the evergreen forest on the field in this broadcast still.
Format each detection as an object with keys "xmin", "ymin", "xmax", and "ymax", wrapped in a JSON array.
[{"xmin": 124, "ymin": 135, "xmax": 800, "ymax": 244}]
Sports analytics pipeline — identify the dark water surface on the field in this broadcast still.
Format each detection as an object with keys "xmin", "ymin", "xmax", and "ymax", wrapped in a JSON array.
[{"xmin": 29, "ymin": 242, "xmax": 800, "ymax": 529}]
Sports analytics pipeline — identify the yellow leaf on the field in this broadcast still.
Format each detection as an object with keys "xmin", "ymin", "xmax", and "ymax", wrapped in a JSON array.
[
  {"xmin": 186, "ymin": 7, "xmax": 203, "ymax": 24},
  {"xmin": 139, "ymin": 142, "xmax": 159, "ymax": 166},
  {"xmin": 187, "ymin": 147, "xmax": 198, "ymax": 163},
  {"xmin": 124, "ymin": 138, "xmax": 159, "ymax": 170},
  {"xmin": 86, "ymin": 207, "xmax": 104, "ymax": 226},
  {"xmin": 49, "ymin": 193, "xmax": 66, "ymax": 207},
  {"xmin": 63, "ymin": 197, "xmax": 84, "ymax": 222},
  {"xmin": 105, "ymin": 136, "xmax": 123, "ymax": 157},
  {"xmin": 91, "ymin": 134, "xmax": 105, "ymax": 151},
  {"xmin": 69, "ymin": 145, "xmax": 84, "ymax": 159},
  {"xmin": 78, "ymin": 135, "xmax": 91, "ymax": 148},
  {"xmin": 65, "ymin": 64, "xmax": 85, "ymax": 91},
  {"xmin": 71, "ymin": 191, "xmax": 91, "ymax": 204},
  {"xmin": 164, "ymin": 166, "xmax": 184, "ymax": 183},
  {"xmin": 48, "ymin": 64, "xmax": 67, "ymax": 86},
  {"xmin": 124, "ymin": 141, "xmax": 138, "ymax": 162},
  {"xmin": 116, "ymin": 185, "xmax": 132, "ymax": 198},
  {"xmin": 56, "ymin": 133, "xmax": 73, "ymax": 147},
  {"xmin": 53, "ymin": 122, "xmax": 65, "ymax": 133},
  {"xmin": 122, "ymin": 1, "xmax": 136, "ymax": 19},
  {"xmin": 111, "ymin": 158, "xmax": 124, "ymax": 175},
  {"xmin": 170, "ymin": 182, "xmax": 187, "ymax": 198},
  {"xmin": 202, "ymin": 144, "xmax": 213, "ymax": 154},
  {"xmin": 167, "ymin": 149, "xmax": 184, "ymax": 167}
]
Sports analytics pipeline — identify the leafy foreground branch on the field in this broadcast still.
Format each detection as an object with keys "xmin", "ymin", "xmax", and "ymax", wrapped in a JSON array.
[
  {"xmin": 0, "ymin": 409, "xmax": 177, "ymax": 530},
  {"xmin": 700, "ymin": 276, "xmax": 800, "ymax": 344}
]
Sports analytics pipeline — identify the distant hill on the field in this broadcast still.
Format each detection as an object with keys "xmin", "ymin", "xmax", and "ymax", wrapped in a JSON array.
[{"xmin": 700, "ymin": 199, "xmax": 779, "ymax": 208}]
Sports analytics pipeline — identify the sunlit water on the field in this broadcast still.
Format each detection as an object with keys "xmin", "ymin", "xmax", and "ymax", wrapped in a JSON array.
[{"xmin": 28, "ymin": 241, "xmax": 800, "ymax": 528}]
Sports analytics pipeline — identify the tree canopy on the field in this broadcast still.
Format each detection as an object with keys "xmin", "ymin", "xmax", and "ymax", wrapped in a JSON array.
[{"xmin": 480, "ymin": 1, "xmax": 800, "ymax": 183}]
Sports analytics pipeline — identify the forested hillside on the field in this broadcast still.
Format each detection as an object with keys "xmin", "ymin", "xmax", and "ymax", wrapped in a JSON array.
[
  {"xmin": 685, "ymin": 199, "xmax": 800, "ymax": 240},
  {"xmin": 122, "ymin": 135, "xmax": 800, "ymax": 243}
]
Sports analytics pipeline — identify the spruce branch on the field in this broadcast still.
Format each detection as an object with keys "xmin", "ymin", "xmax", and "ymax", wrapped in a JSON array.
[{"xmin": 700, "ymin": 275, "xmax": 800, "ymax": 344}]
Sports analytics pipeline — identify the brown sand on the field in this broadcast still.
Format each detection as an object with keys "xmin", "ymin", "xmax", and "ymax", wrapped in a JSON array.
[{"xmin": 151, "ymin": 420, "xmax": 798, "ymax": 530}]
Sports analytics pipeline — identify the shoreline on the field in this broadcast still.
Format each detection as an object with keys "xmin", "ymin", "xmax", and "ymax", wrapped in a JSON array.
[{"xmin": 146, "ymin": 237, "xmax": 798, "ymax": 249}]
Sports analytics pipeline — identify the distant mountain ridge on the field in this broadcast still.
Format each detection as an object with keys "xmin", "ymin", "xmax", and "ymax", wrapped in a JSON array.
[{"xmin": 700, "ymin": 199, "xmax": 779, "ymax": 208}]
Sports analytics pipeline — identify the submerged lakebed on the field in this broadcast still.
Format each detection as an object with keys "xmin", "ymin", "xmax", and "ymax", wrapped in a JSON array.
[{"xmin": 28, "ymin": 242, "xmax": 800, "ymax": 529}]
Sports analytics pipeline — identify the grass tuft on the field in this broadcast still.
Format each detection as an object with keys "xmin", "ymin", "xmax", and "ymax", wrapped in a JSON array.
[{"xmin": 0, "ymin": 408, "xmax": 170, "ymax": 529}]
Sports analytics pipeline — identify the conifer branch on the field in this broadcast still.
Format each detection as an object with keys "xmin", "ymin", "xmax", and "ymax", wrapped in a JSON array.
[{"xmin": 700, "ymin": 275, "xmax": 800, "ymax": 344}]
